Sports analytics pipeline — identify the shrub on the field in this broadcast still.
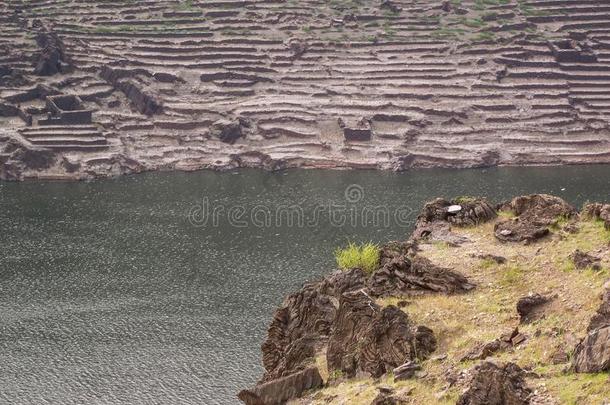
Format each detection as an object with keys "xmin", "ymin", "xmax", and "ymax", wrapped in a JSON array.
[{"xmin": 334, "ymin": 242, "xmax": 380, "ymax": 274}]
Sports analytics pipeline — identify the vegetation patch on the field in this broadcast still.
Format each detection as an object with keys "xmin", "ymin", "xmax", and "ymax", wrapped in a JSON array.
[{"xmin": 335, "ymin": 242, "xmax": 380, "ymax": 274}]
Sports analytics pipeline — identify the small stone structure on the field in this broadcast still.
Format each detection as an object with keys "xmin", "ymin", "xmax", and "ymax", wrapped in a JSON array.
[
  {"xmin": 39, "ymin": 95, "xmax": 92, "ymax": 125},
  {"xmin": 548, "ymin": 39, "xmax": 597, "ymax": 63}
]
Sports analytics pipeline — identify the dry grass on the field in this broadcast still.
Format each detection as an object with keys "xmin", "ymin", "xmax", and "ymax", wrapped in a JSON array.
[{"xmin": 293, "ymin": 217, "xmax": 610, "ymax": 405}]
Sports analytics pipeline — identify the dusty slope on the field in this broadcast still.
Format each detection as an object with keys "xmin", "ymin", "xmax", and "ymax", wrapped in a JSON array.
[{"xmin": 2, "ymin": 0, "xmax": 610, "ymax": 180}]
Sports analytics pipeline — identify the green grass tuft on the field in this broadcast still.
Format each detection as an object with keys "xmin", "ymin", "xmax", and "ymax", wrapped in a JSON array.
[{"xmin": 335, "ymin": 242, "xmax": 380, "ymax": 274}]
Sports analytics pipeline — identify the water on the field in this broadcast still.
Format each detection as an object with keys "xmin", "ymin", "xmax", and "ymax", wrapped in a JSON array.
[{"xmin": 0, "ymin": 166, "xmax": 608, "ymax": 404}]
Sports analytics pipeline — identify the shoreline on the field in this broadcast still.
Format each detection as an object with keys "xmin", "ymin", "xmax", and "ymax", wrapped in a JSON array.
[{"xmin": 3, "ymin": 158, "xmax": 610, "ymax": 183}]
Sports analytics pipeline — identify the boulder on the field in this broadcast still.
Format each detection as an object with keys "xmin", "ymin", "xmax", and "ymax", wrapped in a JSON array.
[
  {"xmin": 368, "ymin": 254, "xmax": 475, "ymax": 297},
  {"xmin": 237, "ymin": 366, "xmax": 323, "ymax": 405},
  {"xmin": 516, "ymin": 293, "xmax": 551, "ymax": 323},
  {"xmin": 393, "ymin": 361, "xmax": 421, "ymax": 381},
  {"xmin": 570, "ymin": 249, "xmax": 601, "ymax": 271},
  {"xmin": 415, "ymin": 197, "xmax": 496, "ymax": 227},
  {"xmin": 588, "ymin": 280, "xmax": 610, "ymax": 332},
  {"xmin": 326, "ymin": 290, "xmax": 436, "ymax": 378},
  {"xmin": 260, "ymin": 269, "xmax": 365, "ymax": 381},
  {"xmin": 457, "ymin": 361, "xmax": 532, "ymax": 405},
  {"xmin": 370, "ymin": 386, "xmax": 409, "ymax": 405},
  {"xmin": 508, "ymin": 194, "xmax": 576, "ymax": 224},
  {"xmin": 494, "ymin": 219, "xmax": 549, "ymax": 243},
  {"xmin": 495, "ymin": 194, "xmax": 576, "ymax": 243},
  {"xmin": 571, "ymin": 326, "xmax": 610, "ymax": 373},
  {"xmin": 412, "ymin": 197, "xmax": 496, "ymax": 245},
  {"xmin": 582, "ymin": 203, "xmax": 610, "ymax": 230}
]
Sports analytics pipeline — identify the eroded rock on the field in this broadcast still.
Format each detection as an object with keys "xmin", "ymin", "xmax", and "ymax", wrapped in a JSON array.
[
  {"xmin": 460, "ymin": 328, "xmax": 526, "ymax": 362},
  {"xmin": 588, "ymin": 280, "xmax": 610, "ymax": 332},
  {"xmin": 582, "ymin": 203, "xmax": 610, "ymax": 230},
  {"xmin": 571, "ymin": 326, "xmax": 610, "ymax": 373},
  {"xmin": 393, "ymin": 361, "xmax": 421, "ymax": 381},
  {"xmin": 517, "ymin": 293, "xmax": 551, "ymax": 323},
  {"xmin": 412, "ymin": 197, "xmax": 496, "ymax": 245},
  {"xmin": 457, "ymin": 361, "xmax": 532, "ymax": 405},
  {"xmin": 260, "ymin": 269, "xmax": 366, "ymax": 381},
  {"xmin": 368, "ymin": 254, "xmax": 475, "ymax": 297},
  {"xmin": 416, "ymin": 197, "xmax": 496, "ymax": 227},
  {"xmin": 572, "ymin": 281, "xmax": 610, "ymax": 373},
  {"xmin": 495, "ymin": 194, "xmax": 576, "ymax": 243},
  {"xmin": 326, "ymin": 290, "xmax": 436, "ymax": 378},
  {"xmin": 238, "ymin": 366, "xmax": 323, "ymax": 405},
  {"xmin": 570, "ymin": 249, "xmax": 602, "ymax": 271}
]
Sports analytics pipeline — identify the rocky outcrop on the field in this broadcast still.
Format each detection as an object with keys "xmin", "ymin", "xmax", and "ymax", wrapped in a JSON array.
[
  {"xmin": 238, "ymin": 367, "xmax": 323, "ymax": 405},
  {"xmin": 582, "ymin": 203, "xmax": 610, "ymax": 230},
  {"xmin": 517, "ymin": 293, "xmax": 551, "ymax": 323},
  {"xmin": 416, "ymin": 197, "xmax": 497, "ymax": 227},
  {"xmin": 368, "ymin": 254, "xmax": 475, "ymax": 297},
  {"xmin": 260, "ymin": 269, "xmax": 365, "ymax": 382},
  {"xmin": 460, "ymin": 328, "xmax": 526, "ymax": 362},
  {"xmin": 588, "ymin": 280, "xmax": 610, "ymax": 332},
  {"xmin": 457, "ymin": 361, "xmax": 532, "ymax": 405},
  {"xmin": 570, "ymin": 249, "xmax": 602, "ymax": 271},
  {"xmin": 326, "ymin": 290, "xmax": 436, "ymax": 378},
  {"xmin": 572, "ymin": 281, "xmax": 610, "ymax": 373},
  {"xmin": 33, "ymin": 29, "xmax": 70, "ymax": 76},
  {"xmin": 413, "ymin": 197, "xmax": 496, "ymax": 245},
  {"xmin": 495, "ymin": 194, "xmax": 576, "ymax": 243},
  {"xmin": 571, "ymin": 326, "xmax": 610, "ymax": 373},
  {"xmin": 392, "ymin": 361, "xmax": 421, "ymax": 381}
]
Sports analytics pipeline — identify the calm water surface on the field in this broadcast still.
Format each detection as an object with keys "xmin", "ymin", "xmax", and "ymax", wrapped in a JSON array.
[{"xmin": 0, "ymin": 166, "xmax": 609, "ymax": 404}]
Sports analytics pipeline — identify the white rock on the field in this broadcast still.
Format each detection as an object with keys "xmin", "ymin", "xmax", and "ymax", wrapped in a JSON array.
[{"xmin": 447, "ymin": 205, "xmax": 462, "ymax": 213}]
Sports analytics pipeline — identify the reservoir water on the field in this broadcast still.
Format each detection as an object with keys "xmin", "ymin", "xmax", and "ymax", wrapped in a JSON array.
[{"xmin": 0, "ymin": 166, "xmax": 608, "ymax": 404}]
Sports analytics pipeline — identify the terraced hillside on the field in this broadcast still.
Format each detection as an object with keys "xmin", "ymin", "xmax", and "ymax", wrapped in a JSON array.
[{"xmin": 1, "ymin": 0, "xmax": 610, "ymax": 180}]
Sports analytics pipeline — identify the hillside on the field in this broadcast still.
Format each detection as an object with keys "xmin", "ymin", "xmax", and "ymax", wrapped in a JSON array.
[
  {"xmin": 240, "ymin": 195, "xmax": 610, "ymax": 405},
  {"xmin": 2, "ymin": 0, "xmax": 610, "ymax": 180}
]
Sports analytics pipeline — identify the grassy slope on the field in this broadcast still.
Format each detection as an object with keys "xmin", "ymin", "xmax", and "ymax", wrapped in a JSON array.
[{"xmin": 295, "ymin": 217, "xmax": 610, "ymax": 405}]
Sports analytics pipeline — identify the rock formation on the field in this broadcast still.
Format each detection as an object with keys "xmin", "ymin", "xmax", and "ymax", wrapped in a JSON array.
[
  {"xmin": 516, "ymin": 293, "xmax": 551, "ymax": 323},
  {"xmin": 457, "ymin": 361, "xmax": 532, "ymax": 405},
  {"xmin": 572, "ymin": 281, "xmax": 610, "ymax": 373},
  {"xmin": 495, "ymin": 194, "xmax": 576, "ymax": 243},
  {"xmin": 460, "ymin": 328, "xmax": 527, "ymax": 362},
  {"xmin": 368, "ymin": 254, "xmax": 475, "ymax": 297},
  {"xmin": 582, "ymin": 203, "xmax": 610, "ymax": 230},
  {"xmin": 326, "ymin": 290, "xmax": 436, "ymax": 378},
  {"xmin": 238, "ymin": 367, "xmax": 323, "ymax": 405},
  {"xmin": 570, "ymin": 249, "xmax": 602, "ymax": 271},
  {"xmin": 412, "ymin": 197, "xmax": 496, "ymax": 245},
  {"xmin": 260, "ymin": 268, "xmax": 366, "ymax": 381},
  {"xmin": 588, "ymin": 280, "xmax": 610, "ymax": 332},
  {"xmin": 571, "ymin": 327, "xmax": 610, "ymax": 373}
]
